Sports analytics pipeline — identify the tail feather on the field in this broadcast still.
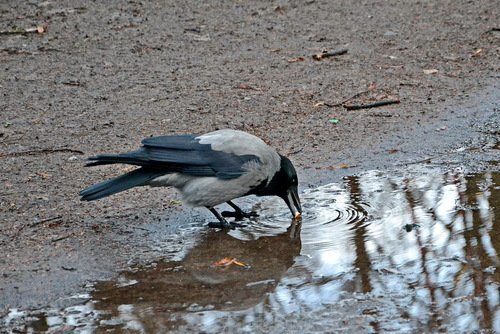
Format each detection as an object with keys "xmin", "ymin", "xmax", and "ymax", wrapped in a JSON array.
[
  {"xmin": 79, "ymin": 168, "xmax": 163, "ymax": 201},
  {"xmin": 85, "ymin": 151, "xmax": 147, "ymax": 167}
]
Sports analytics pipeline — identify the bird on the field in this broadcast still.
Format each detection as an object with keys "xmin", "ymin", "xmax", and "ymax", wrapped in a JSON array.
[{"xmin": 79, "ymin": 129, "xmax": 302, "ymax": 229}]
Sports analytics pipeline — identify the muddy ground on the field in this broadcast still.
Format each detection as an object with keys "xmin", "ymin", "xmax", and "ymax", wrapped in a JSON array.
[{"xmin": 1, "ymin": 0, "xmax": 499, "ymax": 316}]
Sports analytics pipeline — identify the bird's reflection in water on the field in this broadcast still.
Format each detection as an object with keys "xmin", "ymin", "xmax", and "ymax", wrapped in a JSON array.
[
  {"xmin": 92, "ymin": 221, "xmax": 301, "ymax": 330},
  {"xmin": 7, "ymin": 169, "xmax": 499, "ymax": 333}
]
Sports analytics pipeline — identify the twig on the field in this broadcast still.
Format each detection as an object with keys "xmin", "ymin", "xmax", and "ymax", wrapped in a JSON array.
[
  {"xmin": 312, "ymin": 48, "xmax": 348, "ymax": 60},
  {"xmin": 480, "ymin": 27, "xmax": 500, "ymax": 38},
  {"xmin": 10, "ymin": 216, "xmax": 63, "ymax": 240},
  {"xmin": 0, "ymin": 148, "xmax": 84, "ymax": 157},
  {"xmin": 31, "ymin": 216, "xmax": 63, "ymax": 227},
  {"xmin": 483, "ymin": 27, "xmax": 500, "ymax": 34},
  {"xmin": 11, "ymin": 224, "xmax": 28, "ymax": 240},
  {"xmin": 61, "ymin": 266, "xmax": 76, "ymax": 271},
  {"xmin": 369, "ymin": 113, "xmax": 394, "ymax": 117},
  {"xmin": 288, "ymin": 147, "xmax": 304, "ymax": 155},
  {"xmin": 62, "ymin": 80, "xmax": 84, "ymax": 87},
  {"xmin": 234, "ymin": 83, "xmax": 260, "ymax": 90},
  {"xmin": 316, "ymin": 163, "xmax": 356, "ymax": 170},
  {"xmin": 129, "ymin": 226, "xmax": 152, "ymax": 232},
  {"xmin": 0, "ymin": 48, "xmax": 33, "ymax": 55},
  {"xmin": 51, "ymin": 233, "xmax": 73, "ymax": 243},
  {"xmin": 394, "ymin": 146, "xmax": 475, "ymax": 166},
  {"xmin": 398, "ymin": 157, "xmax": 433, "ymax": 166},
  {"xmin": 344, "ymin": 99, "xmax": 400, "ymax": 110},
  {"xmin": 0, "ymin": 26, "xmax": 46, "ymax": 35},
  {"xmin": 323, "ymin": 90, "xmax": 369, "ymax": 108},
  {"xmin": 0, "ymin": 31, "xmax": 30, "ymax": 35}
]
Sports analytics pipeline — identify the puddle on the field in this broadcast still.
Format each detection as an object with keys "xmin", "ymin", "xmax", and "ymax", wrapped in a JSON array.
[{"xmin": 3, "ymin": 168, "xmax": 499, "ymax": 333}]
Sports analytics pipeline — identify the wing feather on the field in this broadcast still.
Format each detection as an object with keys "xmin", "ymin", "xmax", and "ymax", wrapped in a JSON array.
[{"xmin": 87, "ymin": 134, "xmax": 260, "ymax": 180}]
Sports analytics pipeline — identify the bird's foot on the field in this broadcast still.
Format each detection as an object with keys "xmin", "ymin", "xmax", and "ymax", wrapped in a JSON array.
[
  {"xmin": 207, "ymin": 221, "xmax": 246, "ymax": 229},
  {"xmin": 221, "ymin": 210, "xmax": 259, "ymax": 221}
]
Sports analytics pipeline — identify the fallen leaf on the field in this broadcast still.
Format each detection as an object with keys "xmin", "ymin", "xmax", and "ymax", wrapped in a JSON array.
[
  {"xmin": 423, "ymin": 69, "xmax": 439, "ymax": 75},
  {"xmin": 48, "ymin": 222, "xmax": 62, "ymax": 228},
  {"xmin": 274, "ymin": 5, "xmax": 286, "ymax": 14},
  {"xmin": 169, "ymin": 199, "xmax": 182, "ymax": 206},
  {"xmin": 313, "ymin": 101, "xmax": 325, "ymax": 107},
  {"xmin": 375, "ymin": 93, "xmax": 390, "ymax": 100},
  {"xmin": 37, "ymin": 171, "xmax": 51, "ymax": 179},
  {"xmin": 270, "ymin": 48, "xmax": 282, "ymax": 53},
  {"xmin": 213, "ymin": 257, "xmax": 250, "ymax": 268},
  {"xmin": 214, "ymin": 257, "xmax": 234, "ymax": 266},
  {"xmin": 231, "ymin": 259, "xmax": 249, "ymax": 268},
  {"xmin": 471, "ymin": 49, "xmax": 482, "ymax": 57},
  {"xmin": 312, "ymin": 52, "xmax": 327, "ymax": 60},
  {"xmin": 287, "ymin": 57, "xmax": 305, "ymax": 63},
  {"xmin": 316, "ymin": 163, "xmax": 351, "ymax": 170}
]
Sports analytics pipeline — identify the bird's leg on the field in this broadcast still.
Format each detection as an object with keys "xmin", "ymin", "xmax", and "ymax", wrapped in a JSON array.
[
  {"xmin": 221, "ymin": 200, "xmax": 259, "ymax": 220},
  {"xmin": 207, "ymin": 207, "xmax": 245, "ymax": 229}
]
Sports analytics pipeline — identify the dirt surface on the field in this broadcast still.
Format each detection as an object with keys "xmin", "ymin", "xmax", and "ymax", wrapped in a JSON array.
[{"xmin": 1, "ymin": 0, "xmax": 499, "ymax": 314}]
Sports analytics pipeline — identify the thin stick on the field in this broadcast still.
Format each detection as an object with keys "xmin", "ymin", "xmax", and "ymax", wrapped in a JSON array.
[
  {"xmin": 344, "ymin": 99, "xmax": 400, "ymax": 110},
  {"xmin": 483, "ymin": 27, "xmax": 500, "ymax": 35},
  {"xmin": 312, "ymin": 48, "xmax": 348, "ymax": 60},
  {"xmin": 31, "ymin": 216, "xmax": 63, "ymax": 226},
  {"xmin": 0, "ymin": 31, "xmax": 31, "ymax": 35},
  {"xmin": 0, "ymin": 27, "xmax": 44, "ymax": 35},
  {"xmin": 324, "ymin": 90, "xmax": 369, "ymax": 108},
  {"xmin": 11, "ymin": 216, "xmax": 63, "ymax": 239},
  {"xmin": 51, "ymin": 233, "xmax": 73, "ymax": 243}
]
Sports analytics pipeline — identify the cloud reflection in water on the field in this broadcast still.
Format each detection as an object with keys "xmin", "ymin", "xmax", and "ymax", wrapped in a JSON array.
[{"xmin": 4, "ymin": 169, "xmax": 499, "ymax": 333}]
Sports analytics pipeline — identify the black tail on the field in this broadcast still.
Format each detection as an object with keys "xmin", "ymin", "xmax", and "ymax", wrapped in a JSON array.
[
  {"xmin": 85, "ymin": 150, "xmax": 148, "ymax": 167},
  {"xmin": 79, "ymin": 168, "xmax": 163, "ymax": 201}
]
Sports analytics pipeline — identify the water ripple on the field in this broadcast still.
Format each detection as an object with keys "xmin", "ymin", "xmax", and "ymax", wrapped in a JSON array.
[{"xmin": 3, "ymin": 169, "xmax": 499, "ymax": 334}]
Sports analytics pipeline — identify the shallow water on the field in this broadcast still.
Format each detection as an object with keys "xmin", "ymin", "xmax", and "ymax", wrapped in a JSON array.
[{"xmin": 3, "ymin": 168, "xmax": 500, "ymax": 333}]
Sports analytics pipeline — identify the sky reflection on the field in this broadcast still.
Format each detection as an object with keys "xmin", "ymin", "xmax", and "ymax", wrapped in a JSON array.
[{"xmin": 3, "ymin": 169, "xmax": 499, "ymax": 333}]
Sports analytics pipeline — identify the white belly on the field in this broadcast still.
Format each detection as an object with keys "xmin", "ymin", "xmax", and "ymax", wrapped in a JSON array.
[{"xmin": 149, "ymin": 172, "xmax": 265, "ymax": 208}]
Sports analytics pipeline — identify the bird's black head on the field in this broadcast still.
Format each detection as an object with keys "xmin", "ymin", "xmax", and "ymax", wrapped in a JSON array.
[{"xmin": 251, "ymin": 154, "xmax": 302, "ymax": 219}]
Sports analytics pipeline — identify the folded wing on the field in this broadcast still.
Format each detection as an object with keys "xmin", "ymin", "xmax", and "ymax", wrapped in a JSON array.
[{"xmin": 85, "ymin": 134, "xmax": 260, "ymax": 180}]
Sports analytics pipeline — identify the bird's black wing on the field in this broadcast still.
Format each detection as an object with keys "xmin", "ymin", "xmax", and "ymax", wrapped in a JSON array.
[{"xmin": 86, "ymin": 135, "xmax": 260, "ymax": 180}]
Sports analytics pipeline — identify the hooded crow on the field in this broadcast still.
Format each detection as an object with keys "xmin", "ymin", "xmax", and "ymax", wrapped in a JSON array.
[{"xmin": 79, "ymin": 129, "xmax": 302, "ymax": 229}]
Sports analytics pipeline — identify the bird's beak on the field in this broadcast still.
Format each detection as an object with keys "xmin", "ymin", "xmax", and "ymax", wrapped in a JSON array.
[{"xmin": 284, "ymin": 186, "xmax": 302, "ymax": 220}]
